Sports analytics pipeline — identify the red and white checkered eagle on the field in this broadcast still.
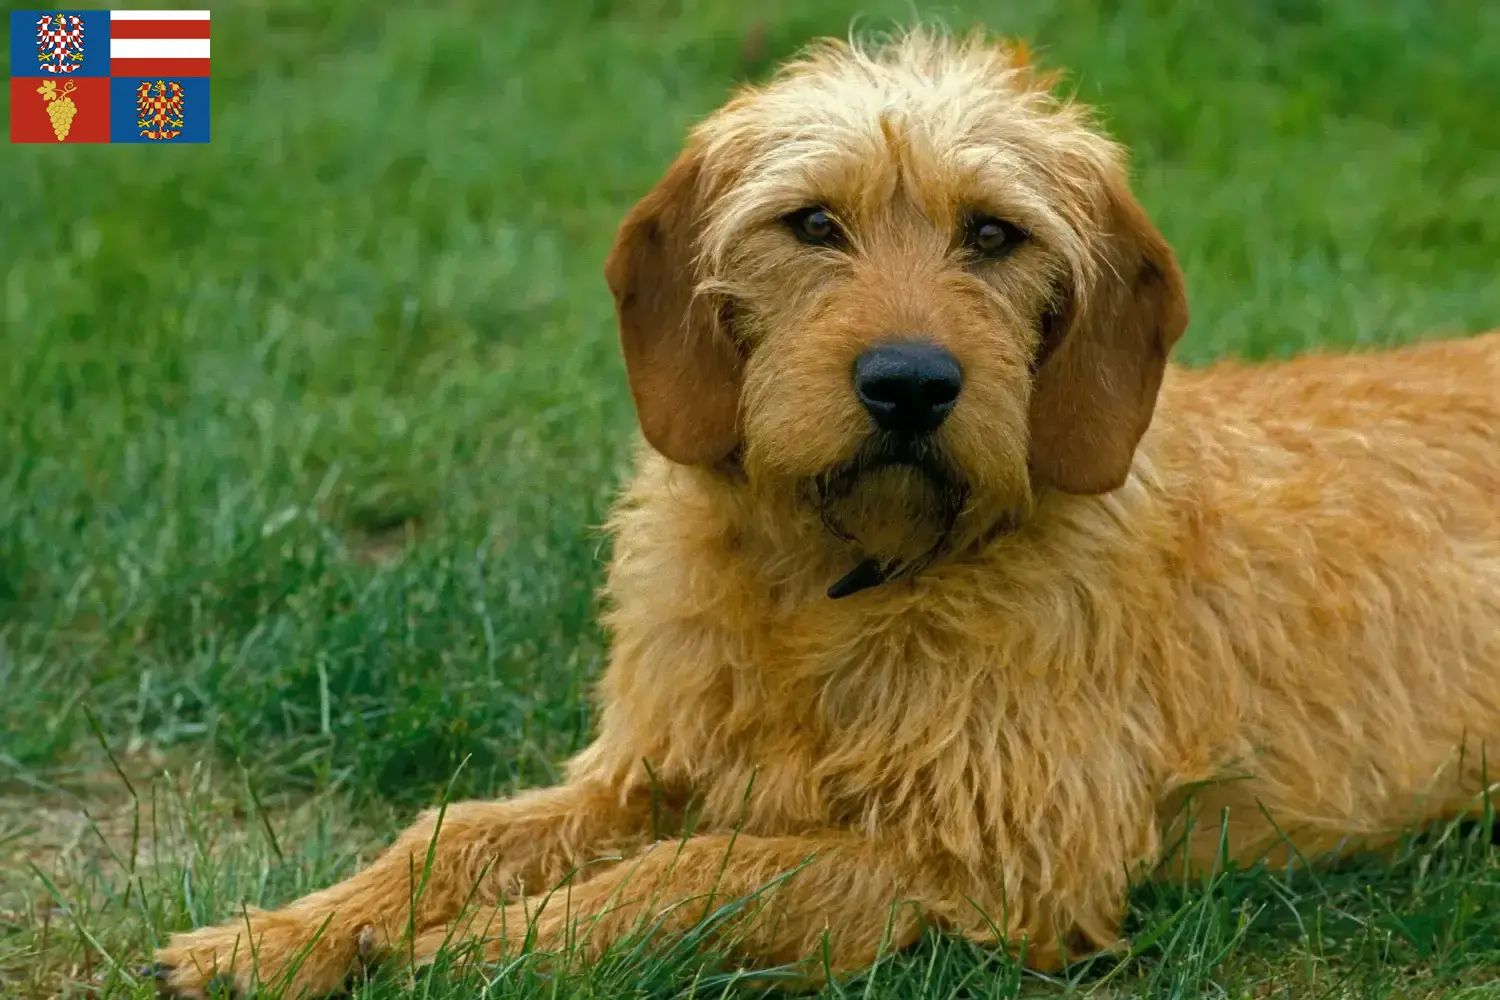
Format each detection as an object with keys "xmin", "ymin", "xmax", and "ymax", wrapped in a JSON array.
[{"xmin": 35, "ymin": 13, "xmax": 85, "ymax": 74}]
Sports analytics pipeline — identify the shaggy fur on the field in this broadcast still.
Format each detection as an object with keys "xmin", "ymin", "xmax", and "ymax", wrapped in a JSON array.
[{"xmin": 156, "ymin": 30, "xmax": 1500, "ymax": 997}]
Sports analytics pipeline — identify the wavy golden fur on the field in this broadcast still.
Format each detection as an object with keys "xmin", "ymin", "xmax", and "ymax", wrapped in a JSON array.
[{"xmin": 157, "ymin": 29, "xmax": 1500, "ymax": 996}]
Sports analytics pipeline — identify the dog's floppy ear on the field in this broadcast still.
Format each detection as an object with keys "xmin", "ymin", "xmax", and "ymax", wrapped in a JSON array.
[
  {"xmin": 1027, "ymin": 172, "xmax": 1188, "ymax": 494},
  {"xmin": 604, "ymin": 149, "xmax": 742, "ymax": 466}
]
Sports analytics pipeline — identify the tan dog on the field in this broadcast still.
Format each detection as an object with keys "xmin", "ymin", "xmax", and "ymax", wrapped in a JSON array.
[{"xmin": 156, "ymin": 29, "xmax": 1500, "ymax": 997}]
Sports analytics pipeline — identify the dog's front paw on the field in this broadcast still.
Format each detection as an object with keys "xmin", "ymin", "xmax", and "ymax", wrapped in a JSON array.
[{"xmin": 153, "ymin": 909, "xmax": 378, "ymax": 998}]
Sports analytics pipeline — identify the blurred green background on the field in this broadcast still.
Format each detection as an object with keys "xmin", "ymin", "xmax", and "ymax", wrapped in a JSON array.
[{"xmin": 2, "ymin": 1, "xmax": 1499, "ymax": 997}]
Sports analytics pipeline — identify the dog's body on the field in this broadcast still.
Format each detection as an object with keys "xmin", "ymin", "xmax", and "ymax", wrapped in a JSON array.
[{"xmin": 157, "ymin": 32, "xmax": 1500, "ymax": 997}]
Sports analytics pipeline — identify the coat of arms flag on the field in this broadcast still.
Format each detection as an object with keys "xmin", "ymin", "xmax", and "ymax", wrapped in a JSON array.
[{"xmin": 10, "ymin": 10, "xmax": 210, "ymax": 143}]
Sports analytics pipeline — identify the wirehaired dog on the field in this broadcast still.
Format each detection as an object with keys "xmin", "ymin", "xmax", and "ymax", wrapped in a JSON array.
[{"xmin": 157, "ymin": 29, "xmax": 1500, "ymax": 997}]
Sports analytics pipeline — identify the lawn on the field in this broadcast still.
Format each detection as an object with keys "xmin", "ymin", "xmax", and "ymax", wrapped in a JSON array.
[{"xmin": 3, "ymin": 0, "xmax": 1500, "ymax": 996}]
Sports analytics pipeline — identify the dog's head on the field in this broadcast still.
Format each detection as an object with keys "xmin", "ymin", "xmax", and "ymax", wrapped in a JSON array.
[{"xmin": 605, "ymin": 31, "xmax": 1188, "ymax": 581}]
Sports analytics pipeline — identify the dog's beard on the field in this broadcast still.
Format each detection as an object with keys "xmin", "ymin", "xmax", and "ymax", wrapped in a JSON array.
[{"xmin": 806, "ymin": 434, "xmax": 971, "ymax": 597}]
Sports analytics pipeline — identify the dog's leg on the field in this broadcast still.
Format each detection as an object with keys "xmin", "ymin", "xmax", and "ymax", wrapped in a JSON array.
[
  {"xmin": 408, "ymin": 832, "xmax": 944, "ymax": 984},
  {"xmin": 154, "ymin": 781, "xmax": 654, "ymax": 998}
]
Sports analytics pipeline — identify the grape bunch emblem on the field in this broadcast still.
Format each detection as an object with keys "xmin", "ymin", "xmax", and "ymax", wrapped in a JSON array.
[{"xmin": 36, "ymin": 80, "xmax": 79, "ymax": 141}]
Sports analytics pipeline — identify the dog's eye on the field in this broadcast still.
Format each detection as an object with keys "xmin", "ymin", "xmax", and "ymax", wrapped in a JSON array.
[
  {"xmin": 965, "ymin": 215, "xmax": 1028, "ymax": 258},
  {"xmin": 784, "ymin": 207, "xmax": 845, "ymax": 247}
]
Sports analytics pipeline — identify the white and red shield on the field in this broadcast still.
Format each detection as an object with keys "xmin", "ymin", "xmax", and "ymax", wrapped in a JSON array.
[{"xmin": 35, "ymin": 13, "xmax": 86, "ymax": 75}]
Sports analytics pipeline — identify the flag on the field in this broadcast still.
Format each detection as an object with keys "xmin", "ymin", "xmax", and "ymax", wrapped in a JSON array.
[{"xmin": 10, "ymin": 9, "xmax": 210, "ymax": 144}]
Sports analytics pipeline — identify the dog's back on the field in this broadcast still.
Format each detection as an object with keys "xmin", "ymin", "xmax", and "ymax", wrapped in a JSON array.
[
  {"xmin": 1161, "ymin": 331, "xmax": 1499, "ymax": 541},
  {"xmin": 1146, "ymin": 332, "xmax": 1500, "ymax": 867}
]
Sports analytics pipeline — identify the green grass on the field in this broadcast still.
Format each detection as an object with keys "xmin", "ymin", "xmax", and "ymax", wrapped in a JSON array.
[{"xmin": 3, "ymin": 0, "xmax": 1500, "ymax": 996}]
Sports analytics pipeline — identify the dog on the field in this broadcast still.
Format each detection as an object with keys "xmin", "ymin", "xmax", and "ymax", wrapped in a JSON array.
[{"xmin": 155, "ymin": 29, "xmax": 1500, "ymax": 997}]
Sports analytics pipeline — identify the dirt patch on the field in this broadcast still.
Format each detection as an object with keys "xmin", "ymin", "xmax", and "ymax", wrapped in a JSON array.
[{"xmin": 1, "ymin": 751, "xmax": 374, "ymax": 999}]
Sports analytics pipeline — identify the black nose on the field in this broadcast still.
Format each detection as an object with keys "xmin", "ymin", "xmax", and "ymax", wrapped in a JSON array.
[{"xmin": 853, "ymin": 341, "xmax": 963, "ymax": 434}]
